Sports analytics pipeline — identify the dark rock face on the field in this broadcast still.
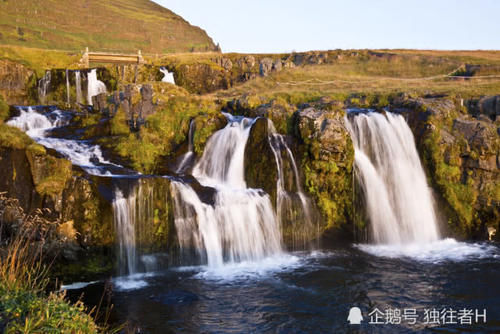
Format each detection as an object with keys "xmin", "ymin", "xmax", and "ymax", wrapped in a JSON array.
[
  {"xmin": 0, "ymin": 59, "xmax": 35, "ymax": 105},
  {"xmin": 393, "ymin": 97, "xmax": 499, "ymax": 239},
  {"xmin": 0, "ymin": 143, "xmax": 177, "ymax": 278},
  {"xmin": 244, "ymin": 118, "xmax": 278, "ymax": 202},
  {"xmin": 478, "ymin": 96, "xmax": 500, "ymax": 120}
]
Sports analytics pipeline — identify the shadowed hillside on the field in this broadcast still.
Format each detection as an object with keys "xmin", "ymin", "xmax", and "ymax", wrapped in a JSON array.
[{"xmin": 0, "ymin": 0, "xmax": 216, "ymax": 53}]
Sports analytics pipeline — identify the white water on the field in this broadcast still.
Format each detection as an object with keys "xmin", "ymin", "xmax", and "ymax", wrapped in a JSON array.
[
  {"xmin": 75, "ymin": 71, "xmax": 83, "ymax": 104},
  {"xmin": 345, "ymin": 112, "xmax": 440, "ymax": 244},
  {"xmin": 176, "ymin": 119, "xmax": 195, "ymax": 173},
  {"xmin": 7, "ymin": 107, "xmax": 121, "ymax": 175},
  {"xmin": 38, "ymin": 70, "xmax": 51, "ymax": 104},
  {"xmin": 267, "ymin": 121, "xmax": 315, "ymax": 246},
  {"xmin": 357, "ymin": 238, "xmax": 499, "ymax": 263},
  {"xmin": 172, "ymin": 114, "xmax": 283, "ymax": 267},
  {"xmin": 160, "ymin": 67, "xmax": 176, "ymax": 84},
  {"xmin": 87, "ymin": 69, "xmax": 107, "ymax": 106},
  {"xmin": 113, "ymin": 188, "xmax": 138, "ymax": 275},
  {"xmin": 192, "ymin": 114, "xmax": 253, "ymax": 189}
]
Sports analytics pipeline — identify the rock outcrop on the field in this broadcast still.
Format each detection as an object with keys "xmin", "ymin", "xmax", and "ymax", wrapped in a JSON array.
[
  {"xmin": 0, "ymin": 59, "xmax": 35, "ymax": 105},
  {"xmin": 394, "ymin": 97, "xmax": 499, "ymax": 239}
]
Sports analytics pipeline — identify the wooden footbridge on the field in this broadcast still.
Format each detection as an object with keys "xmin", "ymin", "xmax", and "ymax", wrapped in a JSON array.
[{"xmin": 81, "ymin": 47, "xmax": 144, "ymax": 67}]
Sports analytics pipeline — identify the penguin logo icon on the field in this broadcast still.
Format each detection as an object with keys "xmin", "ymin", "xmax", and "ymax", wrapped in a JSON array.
[{"xmin": 348, "ymin": 307, "xmax": 363, "ymax": 324}]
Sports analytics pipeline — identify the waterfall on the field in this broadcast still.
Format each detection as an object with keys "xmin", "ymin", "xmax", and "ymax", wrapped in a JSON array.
[
  {"xmin": 38, "ymin": 70, "xmax": 51, "ymax": 104},
  {"xmin": 65, "ymin": 69, "xmax": 70, "ymax": 105},
  {"xmin": 171, "ymin": 114, "xmax": 283, "ymax": 267},
  {"xmin": 8, "ymin": 107, "xmax": 123, "ymax": 176},
  {"xmin": 75, "ymin": 71, "xmax": 83, "ymax": 104},
  {"xmin": 267, "ymin": 121, "xmax": 315, "ymax": 247},
  {"xmin": 345, "ymin": 111, "xmax": 440, "ymax": 244},
  {"xmin": 87, "ymin": 69, "xmax": 107, "ymax": 106},
  {"xmin": 160, "ymin": 67, "xmax": 176, "ymax": 84},
  {"xmin": 176, "ymin": 119, "xmax": 195, "ymax": 173},
  {"xmin": 113, "ymin": 188, "xmax": 138, "ymax": 275}
]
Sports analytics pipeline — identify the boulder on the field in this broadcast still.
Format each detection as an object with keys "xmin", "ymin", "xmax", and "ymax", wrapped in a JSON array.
[
  {"xmin": 479, "ymin": 96, "xmax": 500, "ymax": 120},
  {"xmin": 259, "ymin": 58, "xmax": 273, "ymax": 76}
]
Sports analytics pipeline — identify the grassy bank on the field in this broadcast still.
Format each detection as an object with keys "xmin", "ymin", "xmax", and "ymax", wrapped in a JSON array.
[{"xmin": 0, "ymin": 194, "xmax": 101, "ymax": 333}]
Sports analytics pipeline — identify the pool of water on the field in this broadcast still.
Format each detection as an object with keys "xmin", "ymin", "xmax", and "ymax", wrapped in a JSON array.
[{"xmin": 67, "ymin": 240, "xmax": 500, "ymax": 333}]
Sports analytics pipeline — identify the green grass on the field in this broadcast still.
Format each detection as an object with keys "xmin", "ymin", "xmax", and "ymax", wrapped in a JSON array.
[
  {"xmin": 110, "ymin": 95, "xmax": 222, "ymax": 173},
  {"xmin": 0, "ymin": 195, "xmax": 101, "ymax": 332},
  {"xmin": 0, "ymin": 0, "xmax": 215, "ymax": 54}
]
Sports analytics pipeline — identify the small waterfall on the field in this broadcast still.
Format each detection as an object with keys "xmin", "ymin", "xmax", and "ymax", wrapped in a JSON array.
[
  {"xmin": 87, "ymin": 69, "xmax": 107, "ymax": 106},
  {"xmin": 8, "ymin": 107, "xmax": 123, "ymax": 176},
  {"xmin": 38, "ymin": 70, "xmax": 51, "ymax": 104},
  {"xmin": 171, "ymin": 114, "xmax": 283, "ymax": 267},
  {"xmin": 267, "ymin": 121, "xmax": 315, "ymax": 247},
  {"xmin": 176, "ymin": 119, "xmax": 195, "ymax": 173},
  {"xmin": 160, "ymin": 67, "xmax": 176, "ymax": 84},
  {"xmin": 345, "ymin": 111, "xmax": 440, "ymax": 244},
  {"xmin": 192, "ymin": 114, "xmax": 253, "ymax": 189},
  {"xmin": 75, "ymin": 71, "xmax": 83, "ymax": 104},
  {"xmin": 113, "ymin": 188, "xmax": 138, "ymax": 275},
  {"xmin": 65, "ymin": 69, "xmax": 70, "ymax": 105}
]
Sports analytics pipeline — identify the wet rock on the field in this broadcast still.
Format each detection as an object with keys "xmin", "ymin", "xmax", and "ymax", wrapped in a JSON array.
[
  {"xmin": 92, "ymin": 93, "xmax": 108, "ymax": 112},
  {"xmin": 244, "ymin": 117, "xmax": 278, "ymax": 202},
  {"xmin": 396, "ymin": 97, "xmax": 499, "ymax": 239}
]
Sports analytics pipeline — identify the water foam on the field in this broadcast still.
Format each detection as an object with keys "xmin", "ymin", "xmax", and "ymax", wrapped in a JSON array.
[
  {"xmin": 7, "ymin": 107, "xmax": 122, "ymax": 175},
  {"xmin": 356, "ymin": 238, "xmax": 499, "ymax": 263}
]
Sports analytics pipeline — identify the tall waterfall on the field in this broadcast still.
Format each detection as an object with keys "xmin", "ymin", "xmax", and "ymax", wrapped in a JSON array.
[
  {"xmin": 38, "ymin": 70, "xmax": 51, "ymax": 104},
  {"xmin": 172, "ymin": 114, "xmax": 282, "ymax": 267},
  {"xmin": 113, "ymin": 188, "xmax": 138, "ymax": 275},
  {"xmin": 75, "ymin": 71, "xmax": 83, "ymax": 104},
  {"xmin": 87, "ymin": 69, "xmax": 107, "ymax": 106},
  {"xmin": 345, "ymin": 111, "xmax": 440, "ymax": 244},
  {"xmin": 267, "ymin": 121, "xmax": 315, "ymax": 247}
]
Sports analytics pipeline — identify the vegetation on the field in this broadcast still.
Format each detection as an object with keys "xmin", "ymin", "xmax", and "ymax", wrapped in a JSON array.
[
  {"xmin": 0, "ymin": 0, "xmax": 215, "ymax": 54},
  {"xmin": 212, "ymin": 50, "xmax": 500, "ymax": 103},
  {"xmin": 0, "ymin": 194, "xmax": 100, "ymax": 333},
  {"xmin": 109, "ymin": 95, "xmax": 223, "ymax": 173}
]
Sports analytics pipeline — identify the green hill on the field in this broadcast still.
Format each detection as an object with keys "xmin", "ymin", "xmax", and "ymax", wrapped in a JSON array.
[{"xmin": 0, "ymin": 0, "xmax": 216, "ymax": 53}]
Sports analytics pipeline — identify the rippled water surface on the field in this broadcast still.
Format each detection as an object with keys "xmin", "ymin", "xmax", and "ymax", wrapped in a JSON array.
[{"xmin": 67, "ymin": 241, "xmax": 500, "ymax": 333}]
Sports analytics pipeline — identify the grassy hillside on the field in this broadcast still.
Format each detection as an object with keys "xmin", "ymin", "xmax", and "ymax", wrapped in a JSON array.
[
  {"xmin": 209, "ymin": 49, "xmax": 500, "ymax": 102},
  {"xmin": 0, "ymin": 0, "xmax": 216, "ymax": 53}
]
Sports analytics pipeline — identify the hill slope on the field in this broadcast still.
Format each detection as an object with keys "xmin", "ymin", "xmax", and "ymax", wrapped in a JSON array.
[{"xmin": 0, "ymin": 0, "xmax": 216, "ymax": 53}]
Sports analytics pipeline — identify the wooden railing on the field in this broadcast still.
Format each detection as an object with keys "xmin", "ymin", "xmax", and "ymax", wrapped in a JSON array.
[{"xmin": 81, "ymin": 47, "xmax": 144, "ymax": 66}]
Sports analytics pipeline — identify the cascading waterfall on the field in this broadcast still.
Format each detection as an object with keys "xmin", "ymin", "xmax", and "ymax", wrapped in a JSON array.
[
  {"xmin": 345, "ymin": 111, "xmax": 440, "ymax": 244},
  {"xmin": 75, "ymin": 71, "xmax": 83, "ymax": 104},
  {"xmin": 7, "ymin": 107, "xmax": 122, "ymax": 176},
  {"xmin": 38, "ymin": 70, "xmax": 51, "ymax": 104},
  {"xmin": 113, "ymin": 188, "xmax": 138, "ymax": 275},
  {"xmin": 171, "ymin": 114, "xmax": 283, "ymax": 267},
  {"xmin": 160, "ymin": 67, "xmax": 176, "ymax": 84},
  {"xmin": 267, "ymin": 121, "xmax": 315, "ymax": 247},
  {"xmin": 176, "ymin": 119, "xmax": 195, "ymax": 173},
  {"xmin": 87, "ymin": 69, "xmax": 107, "ymax": 106}
]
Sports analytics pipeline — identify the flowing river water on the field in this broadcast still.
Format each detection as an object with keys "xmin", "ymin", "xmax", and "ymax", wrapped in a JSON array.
[{"xmin": 7, "ymin": 107, "xmax": 500, "ymax": 333}]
